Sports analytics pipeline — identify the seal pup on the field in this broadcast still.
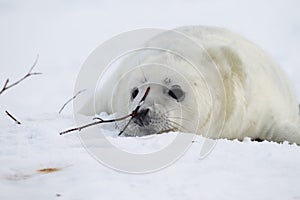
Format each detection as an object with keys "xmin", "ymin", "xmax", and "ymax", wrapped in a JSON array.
[{"xmin": 81, "ymin": 26, "xmax": 300, "ymax": 145}]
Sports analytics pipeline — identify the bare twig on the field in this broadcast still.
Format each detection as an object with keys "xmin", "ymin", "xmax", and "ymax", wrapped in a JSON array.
[
  {"xmin": 0, "ymin": 55, "xmax": 41, "ymax": 95},
  {"xmin": 5, "ymin": 110, "xmax": 21, "ymax": 125},
  {"xmin": 58, "ymin": 89, "xmax": 86, "ymax": 114},
  {"xmin": 59, "ymin": 87, "xmax": 151, "ymax": 136},
  {"xmin": 59, "ymin": 114, "xmax": 131, "ymax": 135},
  {"xmin": 118, "ymin": 86, "xmax": 150, "ymax": 136}
]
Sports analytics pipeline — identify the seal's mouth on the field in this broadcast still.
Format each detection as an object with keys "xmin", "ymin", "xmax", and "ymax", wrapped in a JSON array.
[
  {"xmin": 123, "ymin": 112, "xmax": 179, "ymax": 136},
  {"xmin": 132, "ymin": 108, "xmax": 151, "ymax": 127},
  {"xmin": 114, "ymin": 86, "xmax": 183, "ymax": 137},
  {"xmin": 121, "ymin": 104, "xmax": 182, "ymax": 136},
  {"xmin": 124, "ymin": 125, "xmax": 177, "ymax": 137}
]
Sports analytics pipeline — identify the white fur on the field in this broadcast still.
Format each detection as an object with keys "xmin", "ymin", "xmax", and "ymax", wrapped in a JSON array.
[
  {"xmin": 174, "ymin": 26, "xmax": 300, "ymax": 144},
  {"xmin": 80, "ymin": 26, "xmax": 300, "ymax": 144}
]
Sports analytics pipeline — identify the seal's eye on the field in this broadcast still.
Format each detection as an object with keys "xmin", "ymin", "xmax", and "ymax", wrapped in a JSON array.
[
  {"xmin": 131, "ymin": 87, "xmax": 139, "ymax": 100},
  {"xmin": 167, "ymin": 85, "xmax": 185, "ymax": 102}
]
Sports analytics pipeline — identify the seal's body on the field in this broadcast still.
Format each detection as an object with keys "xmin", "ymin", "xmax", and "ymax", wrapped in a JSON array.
[
  {"xmin": 180, "ymin": 26, "xmax": 300, "ymax": 144},
  {"xmin": 82, "ymin": 26, "xmax": 300, "ymax": 144}
]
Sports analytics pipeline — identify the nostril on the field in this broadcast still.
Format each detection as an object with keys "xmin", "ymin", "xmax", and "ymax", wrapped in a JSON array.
[
  {"xmin": 140, "ymin": 108, "xmax": 150, "ymax": 117},
  {"xmin": 133, "ymin": 108, "xmax": 150, "ymax": 127}
]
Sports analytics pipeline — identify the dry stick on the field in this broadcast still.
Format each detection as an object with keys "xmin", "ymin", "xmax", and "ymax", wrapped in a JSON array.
[
  {"xmin": 5, "ymin": 110, "xmax": 21, "ymax": 125},
  {"xmin": 118, "ymin": 86, "xmax": 150, "ymax": 136},
  {"xmin": 0, "ymin": 55, "xmax": 41, "ymax": 95},
  {"xmin": 59, "ymin": 114, "xmax": 131, "ymax": 135},
  {"xmin": 59, "ymin": 86, "xmax": 151, "ymax": 136},
  {"xmin": 117, "ymin": 87, "xmax": 151, "ymax": 136},
  {"xmin": 58, "ymin": 89, "xmax": 86, "ymax": 114}
]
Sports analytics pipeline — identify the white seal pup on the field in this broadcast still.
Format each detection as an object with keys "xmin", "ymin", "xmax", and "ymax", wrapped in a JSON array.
[{"xmin": 81, "ymin": 26, "xmax": 300, "ymax": 144}]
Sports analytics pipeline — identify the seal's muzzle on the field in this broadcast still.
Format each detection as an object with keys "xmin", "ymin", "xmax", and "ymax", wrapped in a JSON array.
[{"xmin": 133, "ymin": 108, "xmax": 150, "ymax": 127}]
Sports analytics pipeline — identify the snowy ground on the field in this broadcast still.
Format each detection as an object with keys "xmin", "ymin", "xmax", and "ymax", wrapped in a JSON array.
[
  {"xmin": 1, "ymin": 0, "xmax": 300, "ymax": 199},
  {"xmin": 1, "ymin": 114, "xmax": 300, "ymax": 200}
]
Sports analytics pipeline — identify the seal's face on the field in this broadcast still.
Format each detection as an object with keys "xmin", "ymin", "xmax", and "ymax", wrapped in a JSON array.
[
  {"xmin": 120, "ymin": 84, "xmax": 186, "ymax": 136},
  {"xmin": 109, "ymin": 60, "xmax": 205, "ymax": 137}
]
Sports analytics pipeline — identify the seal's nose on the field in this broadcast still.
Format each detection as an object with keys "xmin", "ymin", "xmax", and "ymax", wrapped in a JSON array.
[{"xmin": 133, "ymin": 108, "xmax": 150, "ymax": 127}]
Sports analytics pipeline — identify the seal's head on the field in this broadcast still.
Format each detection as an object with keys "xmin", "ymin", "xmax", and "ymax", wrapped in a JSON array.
[
  {"xmin": 120, "ymin": 83, "xmax": 186, "ymax": 136},
  {"xmin": 110, "ymin": 62, "xmax": 205, "ymax": 137},
  {"xmin": 86, "ymin": 42, "xmax": 216, "ymax": 137}
]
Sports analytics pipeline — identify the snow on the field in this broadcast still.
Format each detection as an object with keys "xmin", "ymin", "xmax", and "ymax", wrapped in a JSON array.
[
  {"xmin": 1, "ymin": 115, "xmax": 300, "ymax": 199},
  {"xmin": 1, "ymin": 0, "xmax": 300, "ymax": 199}
]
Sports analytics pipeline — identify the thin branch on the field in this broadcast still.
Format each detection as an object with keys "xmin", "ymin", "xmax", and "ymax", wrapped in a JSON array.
[
  {"xmin": 5, "ymin": 110, "xmax": 21, "ymax": 125},
  {"xmin": 118, "ymin": 117, "xmax": 133, "ymax": 136},
  {"xmin": 59, "ymin": 114, "xmax": 131, "ymax": 135},
  {"xmin": 58, "ymin": 89, "xmax": 86, "ymax": 114},
  {"xmin": 3, "ymin": 79, "xmax": 9, "ymax": 90},
  {"xmin": 0, "ymin": 55, "xmax": 41, "ymax": 95},
  {"xmin": 59, "ymin": 87, "xmax": 151, "ymax": 136},
  {"xmin": 118, "ymin": 86, "xmax": 151, "ymax": 136}
]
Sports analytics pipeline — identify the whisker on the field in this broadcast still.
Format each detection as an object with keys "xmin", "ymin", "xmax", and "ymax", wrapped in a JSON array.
[
  {"xmin": 167, "ymin": 116, "xmax": 191, "ymax": 122},
  {"xmin": 166, "ymin": 119, "xmax": 189, "ymax": 133},
  {"xmin": 164, "ymin": 104, "xmax": 195, "ymax": 115},
  {"xmin": 167, "ymin": 117, "xmax": 196, "ymax": 128},
  {"xmin": 157, "ymin": 123, "xmax": 178, "ymax": 134},
  {"xmin": 164, "ymin": 108, "xmax": 181, "ymax": 114}
]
